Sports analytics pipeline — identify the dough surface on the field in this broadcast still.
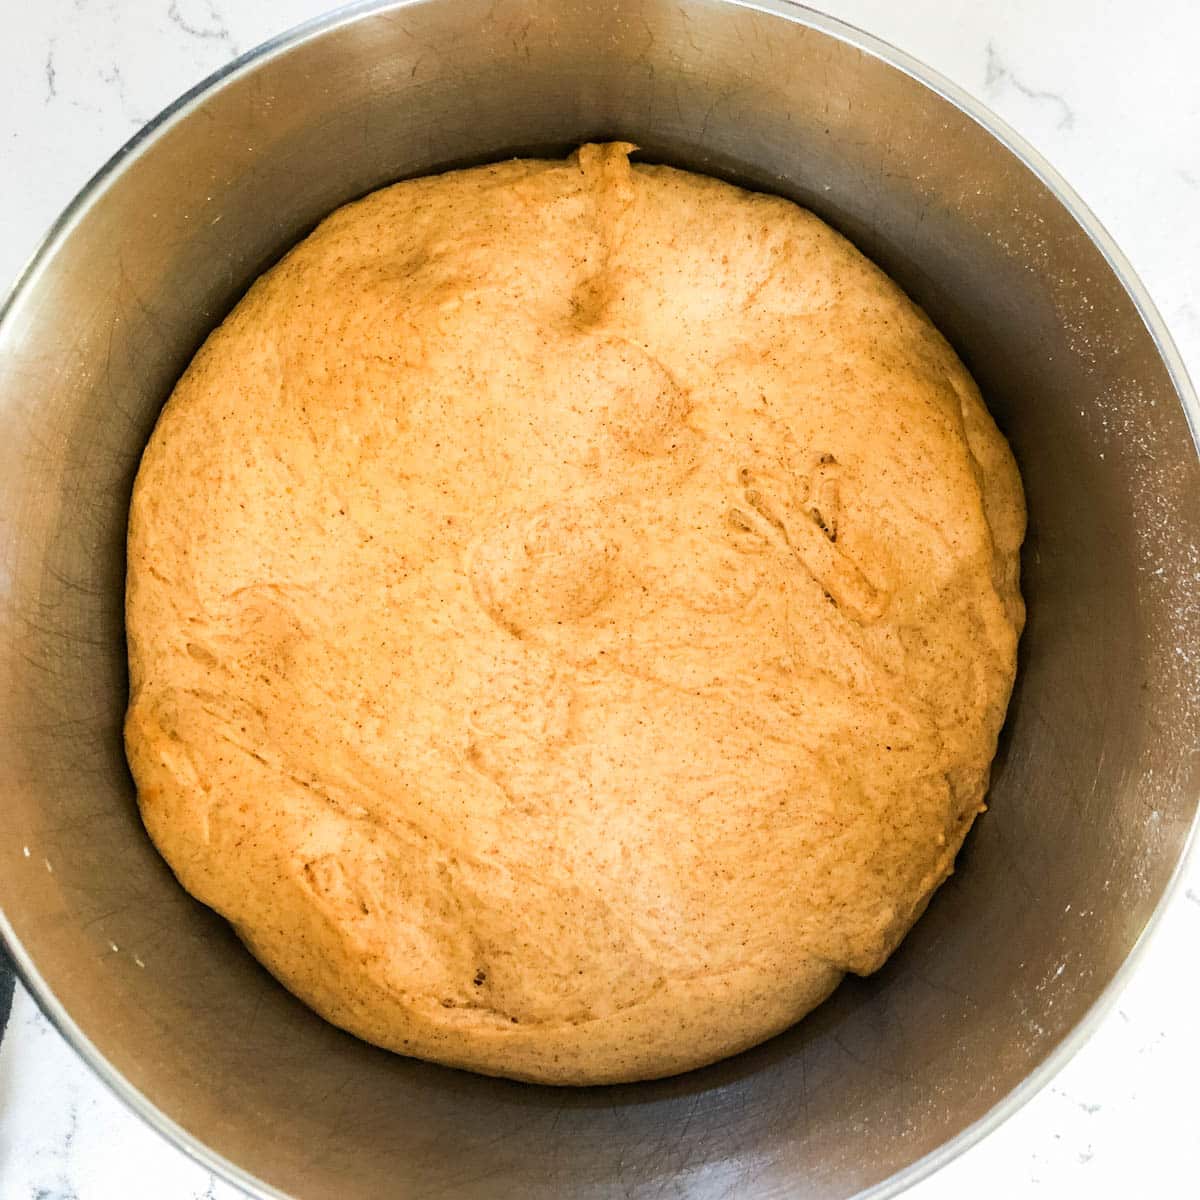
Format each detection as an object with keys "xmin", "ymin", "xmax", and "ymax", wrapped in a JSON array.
[{"xmin": 125, "ymin": 144, "xmax": 1024, "ymax": 1085}]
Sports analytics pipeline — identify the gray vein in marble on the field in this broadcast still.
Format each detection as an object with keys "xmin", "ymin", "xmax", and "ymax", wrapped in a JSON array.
[
  {"xmin": 29, "ymin": 1100, "xmax": 80, "ymax": 1200},
  {"xmin": 44, "ymin": 42, "xmax": 57, "ymax": 102},
  {"xmin": 168, "ymin": 0, "xmax": 240, "ymax": 57},
  {"xmin": 985, "ymin": 42, "xmax": 1076, "ymax": 129},
  {"xmin": 96, "ymin": 63, "xmax": 146, "ymax": 129},
  {"xmin": 63, "ymin": 1101, "xmax": 78, "ymax": 1152},
  {"xmin": 1186, "ymin": 886, "xmax": 1199, "ymax": 905}
]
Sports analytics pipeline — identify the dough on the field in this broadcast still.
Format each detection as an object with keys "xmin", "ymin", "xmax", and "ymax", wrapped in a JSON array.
[{"xmin": 125, "ymin": 144, "xmax": 1024, "ymax": 1085}]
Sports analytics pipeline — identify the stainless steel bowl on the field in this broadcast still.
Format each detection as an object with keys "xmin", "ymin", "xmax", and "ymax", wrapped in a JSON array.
[{"xmin": 1, "ymin": 2, "xmax": 1197, "ymax": 1197}]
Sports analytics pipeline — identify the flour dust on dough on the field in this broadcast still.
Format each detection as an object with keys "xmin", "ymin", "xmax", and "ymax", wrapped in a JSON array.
[{"xmin": 125, "ymin": 143, "xmax": 1025, "ymax": 1085}]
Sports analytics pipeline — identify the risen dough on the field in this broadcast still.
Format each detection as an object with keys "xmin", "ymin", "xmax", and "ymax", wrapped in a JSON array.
[{"xmin": 125, "ymin": 144, "xmax": 1024, "ymax": 1084}]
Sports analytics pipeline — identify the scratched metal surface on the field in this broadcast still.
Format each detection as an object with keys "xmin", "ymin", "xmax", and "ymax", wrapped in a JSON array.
[{"xmin": 0, "ymin": 1, "xmax": 1197, "ymax": 1198}]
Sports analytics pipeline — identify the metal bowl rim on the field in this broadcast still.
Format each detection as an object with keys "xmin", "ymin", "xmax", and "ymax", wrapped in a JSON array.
[{"xmin": 1, "ymin": 1, "xmax": 1196, "ymax": 1197}]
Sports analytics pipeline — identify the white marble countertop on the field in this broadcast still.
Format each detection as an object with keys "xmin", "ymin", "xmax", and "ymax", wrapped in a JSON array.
[{"xmin": 2, "ymin": 1, "xmax": 1198, "ymax": 1197}]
